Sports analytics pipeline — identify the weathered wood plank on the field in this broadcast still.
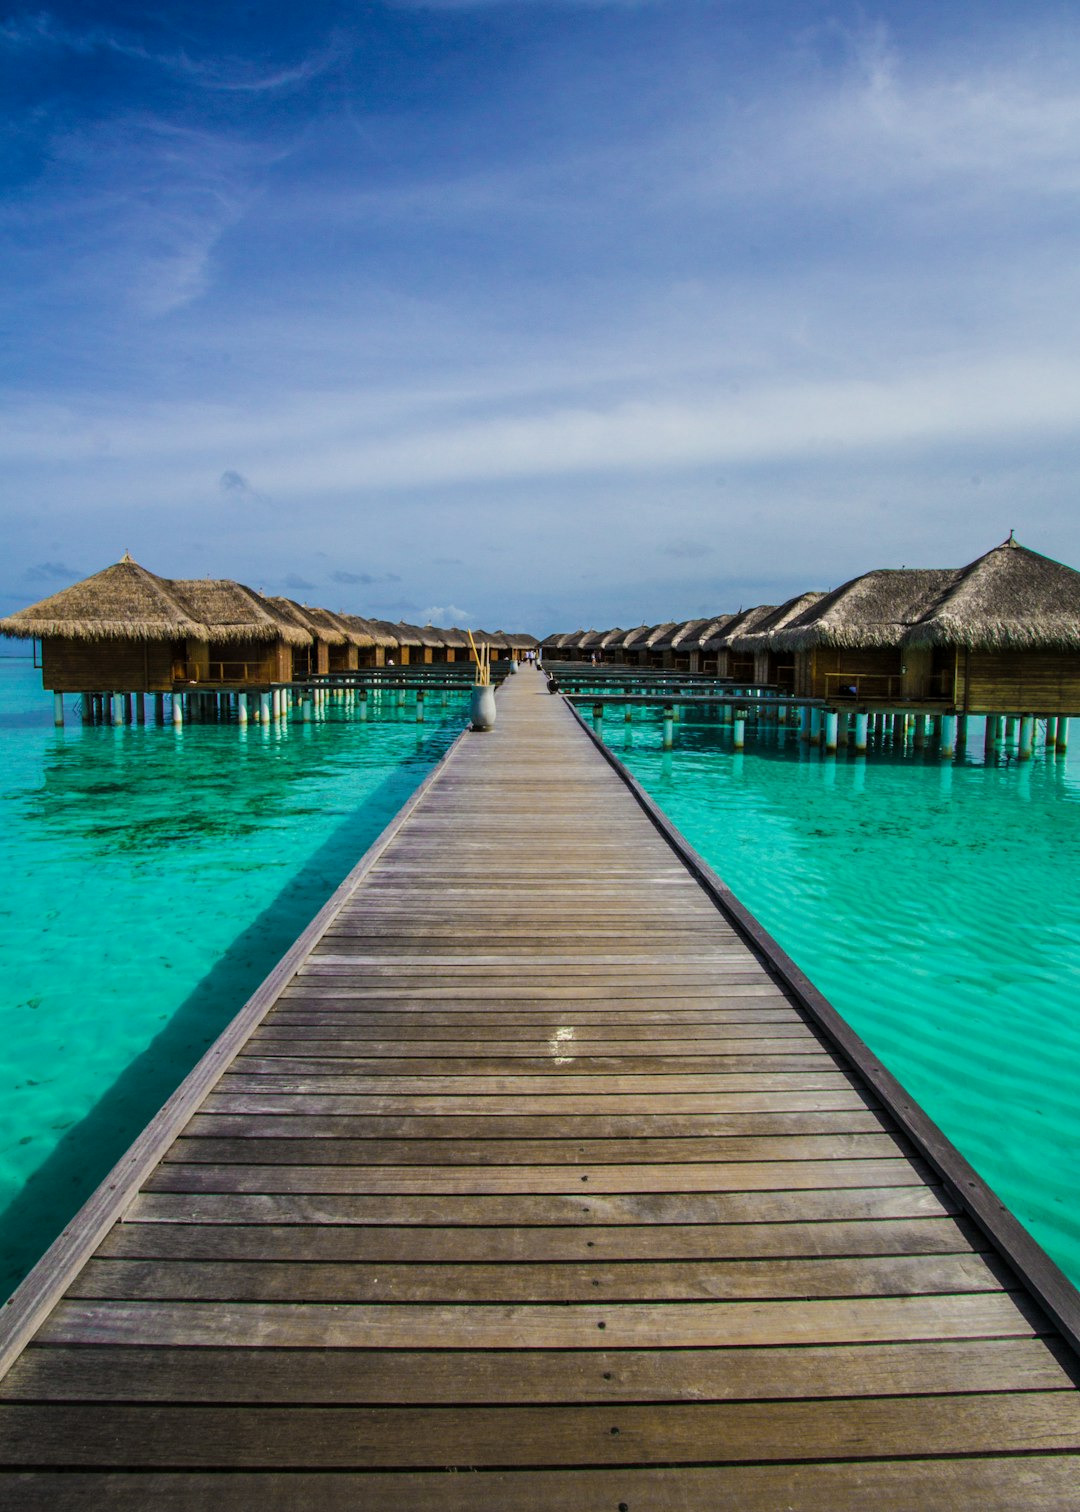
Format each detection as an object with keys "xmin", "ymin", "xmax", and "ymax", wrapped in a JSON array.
[
  {"xmin": 7, "ymin": 1336, "xmax": 1069, "ymax": 1404},
  {"xmin": 5, "ymin": 1392, "xmax": 1079, "ymax": 1468},
  {"xmin": 95, "ymin": 1216, "xmax": 981, "ymax": 1263},
  {"xmin": 6, "ymin": 1461, "xmax": 1080, "ymax": 1512},
  {"xmin": 37, "ymin": 1291, "xmax": 1042, "ymax": 1349}
]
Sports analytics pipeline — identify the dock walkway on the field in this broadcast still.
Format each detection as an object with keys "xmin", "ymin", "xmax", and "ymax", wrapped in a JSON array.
[{"xmin": 2, "ymin": 669, "xmax": 1080, "ymax": 1507}]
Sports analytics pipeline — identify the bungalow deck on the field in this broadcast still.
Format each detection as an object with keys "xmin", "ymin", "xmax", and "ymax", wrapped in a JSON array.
[{"xmin": 2, "ymin": 669, "xmax": 1079, "ymax": 1508}]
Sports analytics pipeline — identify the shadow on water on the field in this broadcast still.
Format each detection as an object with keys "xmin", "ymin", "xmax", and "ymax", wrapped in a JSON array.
[{"xmin": 0, "ymin": 748, "xmax": 451, "ymax": 1296}]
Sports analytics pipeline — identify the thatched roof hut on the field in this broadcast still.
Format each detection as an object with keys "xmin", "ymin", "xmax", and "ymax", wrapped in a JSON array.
[
  {"xmin": 727, "ymin": 593, "xmax": 825, "ymax": 652},
  {"xmin": 0, "ymin": 554, "xmax": 208, "ymax": 642},
  {"xmin": 703, "ymin": 605, "xmax": 776, "ymax": 651},
  {"xmin": 172, "ymin": 581, "xmax": 312, "ymax": 647},
  {"xmin": 339, "ymin": 615, "xmax": 395, "ymax": 649},
  {"xmin": 771, "ymin": 571, "xmax": 958, "ymax": 652},
  {"xmin": 904, "ymin": 536, "xmax": 1080, "ymax": 651}
]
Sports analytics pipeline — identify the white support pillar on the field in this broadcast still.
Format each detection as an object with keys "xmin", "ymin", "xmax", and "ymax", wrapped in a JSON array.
[
  {"xmin": 238, "ymin": 694, "xmax": 248, "ymax": 726},
  {"xmin": 111, "ymin": 693, "xmax": 123, "ymax": 726},
  {"xmin": 854, "ymin": 711, "xmax": 868, "ymax": 754},
  {"xmin": 940, "ymin": 713, "xmax": 956, "ymax": 760},
  {"xmin": 53, "ymin": 692, "xmax": 64, "ymax": 728},
  {"xmin": 824, "ymin": 710, "xmax": 838, "ymax": 754},
  {"xmin": 733, "ymin": 713, "xmax": 746, "ymax": 751},
  {"xmin": 1056, "ymin": 717, "xmax": 1069, "ymax": 756},
  {"xmin": 810, "ymin": 708, "xmax": 822, "ymax": 746},
  {"xmin": 302, "ymin": 694, "xmax": 313, "ymax": 723},
  {"xmin": 1045, "ymin": 716, "xmax": 1058, "ymax": 749},
  {"xmin": 172, "ymin": 694, "xmax": 183, "ymax": 727},
  {"xmin": 1018, "ymin": 715, "xmax": 1035, "ymax": 762},
  {"xmin": 359, "ymin": 689, "xmax": 368, "ymax": 721},
  {"xmin": 662, "ymin": 706, "xmax": 674, "ymax": 750}
]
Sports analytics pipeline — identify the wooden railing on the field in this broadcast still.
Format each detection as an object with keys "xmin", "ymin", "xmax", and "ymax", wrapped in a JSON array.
[
  {"xmin": 175, "ymin": 662, "xmax": 269, "ymax": 685},
  {"xmin": 824, "ymin": 672, "xmax": 903, "ymax": 700}
]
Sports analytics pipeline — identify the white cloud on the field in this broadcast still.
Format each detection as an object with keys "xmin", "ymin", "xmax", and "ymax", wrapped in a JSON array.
[{"xmin": 419, "ymin": 605, "xmax": 473, "ymax": 625}]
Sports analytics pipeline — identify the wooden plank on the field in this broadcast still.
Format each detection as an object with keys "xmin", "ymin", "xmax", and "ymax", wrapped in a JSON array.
[
  {"xmin": 143, "ymin": 1158, "xmax": 930, "ymax": 1195},
  {"xmin": 5, "ymin": 1392, "xmax": 1079, "ymax": 1468},
  {"xmin": 120, "ymin": 1183, "xmax": 959, "ymax": 1226},
  {"xmin": 163, "ymin": 1133, "xmax": 907, "ymax": 1165},
  {"xmin": 95, "ymin": 1216, "xmax": 981, "ymax": 1263},
  {"xmin": 8, "ymin": 1336, "xmax": 1069, "ymax": 1404},
  {"xmin": 36, "ymin": 1291, "xmax": 1042, "ymax": 1349},
  {"xmin": 6, "ymin": 1461, "xmax": 1080, "ymax": 1511}
]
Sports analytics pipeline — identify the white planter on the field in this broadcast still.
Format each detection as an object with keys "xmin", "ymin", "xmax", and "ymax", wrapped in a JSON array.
[{"xmin": 470, "ymin": 684, "xmax": 496, "ymax": 731}]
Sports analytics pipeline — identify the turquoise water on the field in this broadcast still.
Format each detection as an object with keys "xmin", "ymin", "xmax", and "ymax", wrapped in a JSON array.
[
  {"xmin": 0, "ymin": 659, "xmax": 468, "ymax": 1294},
  {"xmin": 606, "ymin": 708, "xmax": 1080, "ymax": 1287}
]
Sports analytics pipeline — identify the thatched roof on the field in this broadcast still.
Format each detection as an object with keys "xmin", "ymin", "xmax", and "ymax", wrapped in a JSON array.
[
  {"xmin": 770, "ymin": 570, "xmax": 959, "ymax": 652},
  {"xmin": 616, "ymin": 625, "xmax": 654, "ymax": 650},
  {"xmin": 727, "ymin": 592, "xmax": 825, "ymax": 652},
  {"xmin": 474, "ymin": 628, "xmax": 511, "ymax": 650},
  {"xmin": 577, "ymin": 630, "xmax": 608, "ymax": 651},
  {"xmin": 436, "ymin": 626, "xmax": 472, "ymax": 650},
  {"xmin": 904, "ymin": 537, "xmax": 1080, "ymax": 651},
  {"xmin": 172, "ymin": 583, "xmax": 313, "ymax": 646},
  {"xmin": 0, "ymin": 554, "xmax": 210, "ymax": 642},
  {"xmin": 264, "ymin": 598, "xmax": 348, "ymax": 646},
  {"xmin": 500, "ymin": 631, "xmax": 541, "ymax": 649},
  {"xmin": 703, "ymin": 604, "xmax": 777, "ymax": 651},
  {"xmin": 644, "ymin": 622, "xmax": 679, "ymax": 648},
  {"xmin": 337, "ymin": 614, "xmax": 395, "ymax": 648}
]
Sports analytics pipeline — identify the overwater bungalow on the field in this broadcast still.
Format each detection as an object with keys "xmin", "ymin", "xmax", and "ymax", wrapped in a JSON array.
[
  {"xmin": 641, "ymin": 622, "xmax": 679, "ymax": 669},
  {"xmin": 771, "ymin": 569, "xmax": 960, "ymax": 703},
  {"xmin": 729, "ymin": 592, "xmax": 825, "ymax": 691},
  {"xmin": 614, "ymin": 625, "xmax": 655, "ymax": 667},
  {"xmin": 903, "ymin": 535, "xmax": 1080, "ymax": 715},
  {"xmin": 0, "ymin": 554, "xmax": 207, "ymax": 694},
  {"xmin": 0, "ymin": 555, "xmax": 313, "ymax": 697},
  {"xmin": 168, "ymin": 578, "xmax": 313, "ymax": 686},
  {"xmin": 337, "ymin": 615, "xmax": 397, "ymax": 667},
  {"xmin": 705, "ymin": 604, "xmax": 777, "ymax": 680},
  {"xmin": 501, "ymin": 631, "xmax": 541, "ymax": 661},
  {"xmin": 265, "ymin": 597, "xmax": 348, "ymax": 678}
]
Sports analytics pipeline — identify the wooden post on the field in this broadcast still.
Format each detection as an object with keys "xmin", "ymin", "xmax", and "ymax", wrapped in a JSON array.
[
  {"xmin": 53, "ymin": 692, "xmax": 64, "ymax": 728},
  {"xmin": 854, "ymin": 711, "xmax": 868, "ymax": 754},
  {"xmin": 1018, "ymin": 715, "xmax": 1034, "ymax": 761},
  {"xmin": 417, "ymin": 689, "xmax": 425, "ymax": 724},
  {"xmin": 592, "ymin": 702, "xmax": 603, "ymax": 732},
  {"xmin": 913, "ymin": 714, "xmax": 926, "ymax": 750},
  {"xmin": 800, "ymin": 707, "xmax": 811, "ymax": 743},
  {"xmin": 810, "ymin": 708, "xmax": 821, "ymax": 746},
  {"xmin": 81, "ymin": 695, "xmax": 93, "ymax": 727},
  {"xmin": 956, "ymin": 714, "xmax": 968, "ymax": 751}
]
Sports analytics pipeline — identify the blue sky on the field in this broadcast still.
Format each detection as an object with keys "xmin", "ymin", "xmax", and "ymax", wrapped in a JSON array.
[{"xmin": 3, "ymin": 1, "xmax": 1080, "ymax": 633}]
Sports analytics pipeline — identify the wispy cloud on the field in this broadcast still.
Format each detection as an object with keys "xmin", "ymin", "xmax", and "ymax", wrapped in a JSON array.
[{"xmin": 23, "ymin": 561, "xmax": 81, "ymax": 582}]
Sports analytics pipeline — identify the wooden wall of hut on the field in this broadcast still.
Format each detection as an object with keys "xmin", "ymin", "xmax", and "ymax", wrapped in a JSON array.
[
  {"xmin": 40, "ymin": 636, "xmax": 176, "ymax": 693},
  {"xmin": 183, "ymin": 640, "xmax": 289, "ymax": 686},
  {"xmin": 958, "ymin": 649, "xmax": 1080, "ymax": 714},
  {"xmin": 753, "ymin": 649, "xmax": 796, "ymax": 690}
]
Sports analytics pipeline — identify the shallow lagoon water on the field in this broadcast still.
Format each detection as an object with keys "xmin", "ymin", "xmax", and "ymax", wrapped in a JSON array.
[
  {"xmin": 606, "ymin": 707, "xmax": 1080, "ymax": 1287},
  {"xmin": 0, "ymin": 659, "xmax": 468, "ymax": 1293}
]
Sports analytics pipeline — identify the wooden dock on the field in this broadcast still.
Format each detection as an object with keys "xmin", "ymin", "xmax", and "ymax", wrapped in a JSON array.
[{"xmin": 2, "ymin": 667, "xmax": 1080, "ymax": 1507}]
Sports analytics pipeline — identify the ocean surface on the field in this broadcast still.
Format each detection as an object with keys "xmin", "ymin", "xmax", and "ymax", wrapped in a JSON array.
[
  {"xmin": 4, "ymin": 659, "xmax": 1079, "ymax": 1299},
  {"xmin": 604, "ymin": 705, "xmax": 1080, "ymax": 1286},
  {"xmin": 0, "ymin": 658, "xmax": 469, "ymax": 1293}
]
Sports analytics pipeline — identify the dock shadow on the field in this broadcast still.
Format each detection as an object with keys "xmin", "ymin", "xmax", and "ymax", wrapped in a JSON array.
[{"xmin": 0, "ymin": 739, "xmax": 457, "ymax": 1297}]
